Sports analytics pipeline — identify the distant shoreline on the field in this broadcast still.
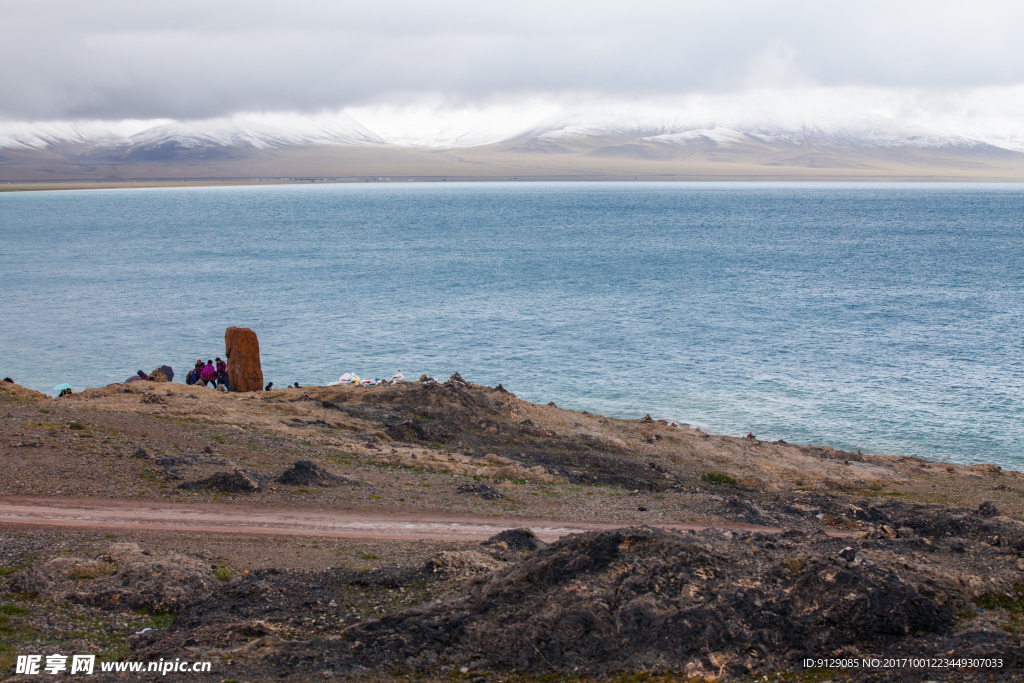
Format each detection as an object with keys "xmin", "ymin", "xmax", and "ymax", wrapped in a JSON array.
[{"xmin": 4, "ymin": 176, "xmax": 1024, "ymax": 193}]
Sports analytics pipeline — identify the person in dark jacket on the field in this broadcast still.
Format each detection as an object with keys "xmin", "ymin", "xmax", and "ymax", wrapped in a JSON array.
[
  {"xmin": 186, "ymin": 359, "xmax": 204, "ymax": 385},
  {"xmin": 215, "ymin": 357, "xmax": 230, "ymax": 391}
]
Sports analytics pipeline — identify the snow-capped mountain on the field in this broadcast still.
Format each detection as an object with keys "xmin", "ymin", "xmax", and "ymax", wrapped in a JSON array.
[
  {"xmin": 6, "ymin": 109, "xmax": 1023, "ymax": 154},
  {"xmin": 3, "ymin": 106, "xmax": 1024, "ymax": 182},
  {"xmin": 117, "ymin": 112, "xmax": 384, "ymax": 150},
  {"xmin": 0, "ymin": 112, "xmax": 383, "ymax": 154},
  {"xmin": 512, "ymin": 109, "xmax": 1024, "ymax": 153}
]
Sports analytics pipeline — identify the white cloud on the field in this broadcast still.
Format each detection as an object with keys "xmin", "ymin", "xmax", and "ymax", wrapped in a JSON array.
[
  {"xmin": 3, "ymin": 1, "xmax": 1024, "ymax": 122},
  {"xmin": 4, "ymin": 86, "xmax": 1024, "ymax": 151}
]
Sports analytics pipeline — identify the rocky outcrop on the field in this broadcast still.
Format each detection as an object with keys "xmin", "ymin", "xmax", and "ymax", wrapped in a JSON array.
[
  {"xmin": 225, "ymin": 326, "xmax": 263, "ymax": 392},
  {"xmin": 275, "ymin": 460, "xmax": 351, "ymax": 486},
  {"xmin": 456, "ymin": 482, "xmax": 503, "ymax": 499},
  {"xmin": 11, "ymin": 543, "xmax": 216, "ymax": 613},
  {"xmin": 179, "ymin": 469, "xmax": 261, "ymax": 493}
]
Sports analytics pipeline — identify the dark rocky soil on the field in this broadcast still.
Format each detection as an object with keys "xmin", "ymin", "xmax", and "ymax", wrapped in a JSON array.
[
  {"xmin": 3, "ymin": 378, "xmax": 1024, "ymax": 681},
  {"xmin": 275, "ymin": 460, "xmax": 351, "ymax": 486},
  {"xmin": 285, "ymin": 523, "xmax": 1024, "ymax": 681},
  {"xmin": 6, "ymin": 511, "xmax": 1020, "ymax": 681}
]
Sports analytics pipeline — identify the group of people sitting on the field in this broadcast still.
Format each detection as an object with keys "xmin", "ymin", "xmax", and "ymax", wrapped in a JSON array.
[{"xmin": 185, "ymin": 358, "xmax": 229, "ymax": 390}]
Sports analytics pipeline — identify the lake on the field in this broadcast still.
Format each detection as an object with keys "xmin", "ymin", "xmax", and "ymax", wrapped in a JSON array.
[{"xmin": 1, "ymin": 181, "xmax": 1021, "ymax": 468}]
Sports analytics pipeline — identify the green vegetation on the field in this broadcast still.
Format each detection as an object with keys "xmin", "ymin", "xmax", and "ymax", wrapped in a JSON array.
[
  {"xmin": 701, "ymin": 471, "xmax": 737, "ymax": 486},
  {"xmin": 975, "ymin": 590, "xmax": 1024, "ymax": 614},
  {"xmin": 957, "ymin": 604, "xmax": 981, "ymax": 621},
  {"xmin": 0, "ymin": 605, "xmax": 30, "ymax": 616},
  {"xmin": 68, "ymin": 561, "xmax": 117, "ymax": 581},
  {"xmin": 0, "ymin": 601, "xmax": 40, "ymax": 674},
  {"xmin": 134, "ymin": 608, "xmax": 177, "ymax": 631},
  {"xmin": 784, "ymin": 557, "xmax": 804, "ymax": 573},
  {"xmin": 213, "ymin": 565, "xmax": 235, "ymax": 581}
]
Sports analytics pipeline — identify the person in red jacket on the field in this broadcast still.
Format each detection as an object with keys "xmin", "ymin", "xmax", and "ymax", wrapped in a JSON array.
[{"xmin": 200, "ymin": 360, "xmax": 216, "ymax": 386}]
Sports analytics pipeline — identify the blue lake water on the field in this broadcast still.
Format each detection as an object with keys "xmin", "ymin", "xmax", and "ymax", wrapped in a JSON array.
[{"xmin": 1, "ymin": 181, "xmax": 1022, "ymax": 468}]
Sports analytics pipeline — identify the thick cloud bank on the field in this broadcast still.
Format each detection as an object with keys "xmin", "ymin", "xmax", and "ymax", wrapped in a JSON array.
[
  {"xmin": 3, "ymin": 0, "xmax": 1024, "ymax": 122},
  {"xmin": 3, "ymin": 88, "xmax": 1024, "ymax": 151}
]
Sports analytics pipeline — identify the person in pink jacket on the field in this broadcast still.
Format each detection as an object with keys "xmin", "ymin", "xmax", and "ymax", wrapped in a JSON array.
[{"xmin": 200, "ymin": 360, "xmax": 216, "ymax": 386}]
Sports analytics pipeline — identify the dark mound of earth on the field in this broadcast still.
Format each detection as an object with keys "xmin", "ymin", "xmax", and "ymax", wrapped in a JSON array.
[
  {"xmin": 456, "ymin": 482, "xmax": 503, "ymax": 499},
  {"xmin": 481, "ymin": 527, "xmax": 546, "ymax": 561},
  {"xmin": 275, "ymin": 460, "xmax": 347, "ymax": 486},
  {"xmin": 482, "ymin": 528, "xmax": 544, "ymax": 553},
  {"xmin": 179, "ymin": 469, "xmax": 260, "ymax": 493},
  {"xmin": 290, "ymin": 526, "xmax": 1022, "ymax": 678}
]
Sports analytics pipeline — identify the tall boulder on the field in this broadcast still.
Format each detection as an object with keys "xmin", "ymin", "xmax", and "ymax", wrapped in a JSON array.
[{"xmin": 225, "ymin": 327, "xmax": 263, "ymax": 392}]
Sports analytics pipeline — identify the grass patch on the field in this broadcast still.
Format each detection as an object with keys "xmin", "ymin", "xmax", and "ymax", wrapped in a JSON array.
[
  {"xmin": 701, "ymin": 471, "xmax": 737, "ymax": 486},
  {"xmin": 0, "ymin": 605, "xmax": 30, "ymax": 616},
  {"xmin": 868, "ymin": 483, "xmax": 884, "ymax": 491},
  {"xmin": 784, "ymin": 557, "xmax": 804, "ymax": 573},
  {"xmin": 360, "ymin": 552, "xmax": 379, "ymax": 560},
  {"xmin": 213, "ymin": 565, "xmax": 235, "ymax": 582},
  {"xmin": 68, "ymin": 561, "xmax": 117, "ymax": 581},
  {"xmin": 68, "ymin": 420, "xmax": 88, "ymax": 430},
  {"xmin": 134, "ymin": 608, "xmax": 177, "ymax": 630},
  {"xmin": 957, "ymin": 605, "xmax": 981, "ymax": 621},
  {"xmin": 975, "ymin": 592, "xmax": 1024, "ymax": 614},
  {"xmin": 1001, "ymin": 618, "xmax": 1022, "ymax": 635},
  {"xmin": 325, "ymin": 451, "xmax": 356, "ymax": 465}
]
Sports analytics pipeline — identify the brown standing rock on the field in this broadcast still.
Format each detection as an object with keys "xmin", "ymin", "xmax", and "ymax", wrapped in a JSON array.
[{"xmin": 225, "ymin": 327, "xmax": 263, "ymax": 392}]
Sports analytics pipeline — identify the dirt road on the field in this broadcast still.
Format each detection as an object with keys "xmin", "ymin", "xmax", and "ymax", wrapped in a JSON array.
[{"xmin": 0, "ymin": 496, "xmax": 783, "ymax": 542}]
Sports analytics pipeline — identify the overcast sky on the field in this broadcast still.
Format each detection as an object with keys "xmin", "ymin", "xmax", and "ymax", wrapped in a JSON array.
[{"xmin": 2, "ymin": 1, "xmax": 1023, "ymax": 136}]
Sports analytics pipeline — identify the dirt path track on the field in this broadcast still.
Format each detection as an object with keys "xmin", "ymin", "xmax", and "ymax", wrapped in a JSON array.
[{"xmin": 0, "ymin": 496, "xmax": 783, "ymax": 542}]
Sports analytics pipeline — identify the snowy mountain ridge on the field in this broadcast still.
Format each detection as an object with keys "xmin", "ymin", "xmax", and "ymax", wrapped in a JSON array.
[
  {"xmin": 2, "ymin": 109, "xmax": 1024, "ymax": 162},
  {"xmin": 3, "ymin": 110, "xmax": 1023, "ymax": 153},
  {"xmin": 0, "ymin": 113, "xmax": 384, "ymax": 152}
]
